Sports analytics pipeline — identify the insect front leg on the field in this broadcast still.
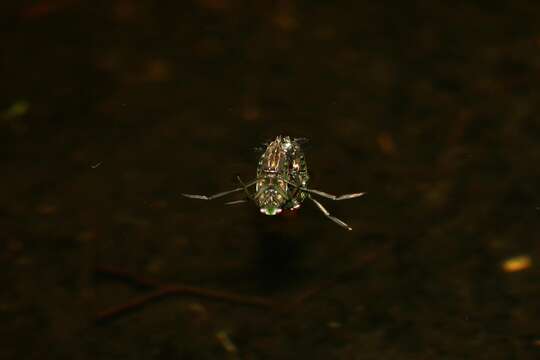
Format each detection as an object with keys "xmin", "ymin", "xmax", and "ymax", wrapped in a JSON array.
[
  {"xmin": 225, "ymin": 176, "xmax": 263, "ymax": 205},
  {"xmin": 236, "ymin": 176, "xmax": 255, "ymax": 201},
  {"xmin": 182, "ymin": 179, "xmax": 257, "ymax": 201},
  {"xmin": 227, "ymin": 176, "xmax": 270, "ymax": 205}
]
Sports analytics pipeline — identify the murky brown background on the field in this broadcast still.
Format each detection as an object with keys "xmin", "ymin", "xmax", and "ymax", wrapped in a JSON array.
[{"xmin": 3, "ymin": 0, "xmax": 540, "ymax": 358}]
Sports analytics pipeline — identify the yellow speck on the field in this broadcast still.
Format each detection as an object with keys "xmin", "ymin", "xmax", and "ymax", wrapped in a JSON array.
[
  {"xmin": 273, "ymin": 3, "xmax": 296, "ymax": 31},
  {"xmin": 376, "ymin": 132, "xmax": 396, "ymax": 155},
  {"xmin": 242, "ymin": 106, "xmax": 260, "ymax": 122},
  {"xmin": 145, "ymin": 59, "xmax": 171, "ymax": 82},
  {"xmin": 1, "ymin": 100, "xmax": 29, "ymax": 120},
  {"xmin": 502, "ymin": 255, "xmax": 532, "ymax": 272}
]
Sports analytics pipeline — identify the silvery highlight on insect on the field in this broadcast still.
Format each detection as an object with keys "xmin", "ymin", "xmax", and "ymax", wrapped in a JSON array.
[{"xmin": 182, "ymin": 136, "xmax": 365, "ymax": 230}]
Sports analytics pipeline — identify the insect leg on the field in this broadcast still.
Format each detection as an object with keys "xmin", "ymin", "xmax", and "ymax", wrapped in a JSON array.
[
  {"xmin": 181, "ymin": 180, "xmax": 257, "ymax": 200},
  {"xmin": 308, "ymin": 196, "xmax": 353, "ymax": 231},
  {"xmin": 302, "ymin": 188, "xmax": 365, "ymax": 201},
  {"xmin": 224, "ymin": 199, "xmax": 249, "ymax": 205},
  {"xmin": 283, "ymin": 179, "xmax": 366, "ymax": 200},
  {"xmin": 237, "ymin": 176, "xmax": 255, "ymax": 201},
  {"xmin": 279, "ymin": 178, "xmax": 365, "ymax": 201}
]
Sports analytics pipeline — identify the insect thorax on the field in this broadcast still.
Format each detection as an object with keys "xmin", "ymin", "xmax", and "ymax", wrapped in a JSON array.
[{"xmin": 255, "ymin": 136, "xmax": 309, "ymax": 211}]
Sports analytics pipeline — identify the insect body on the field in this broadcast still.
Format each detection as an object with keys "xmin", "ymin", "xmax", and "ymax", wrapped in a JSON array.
[
  {"xmin": 255, "ymin": 136, "xmax": 308, "ymax": 215},
  {"xmin": 182, "ymin": 136, "xmax": 365, "ymax": 230}
]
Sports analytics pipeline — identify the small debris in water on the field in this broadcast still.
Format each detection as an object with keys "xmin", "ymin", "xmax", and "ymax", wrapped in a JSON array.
[
  {"xmin": 327, "ymin": 321, "xmax": 342, "ymax": 328},
  {"xmin": 502, "ymin": 255, "xmax": 532, "ymax": 273},
  {"xmin": 376, "ymin": 132, "xmax": 396, "ymax": 155},
  {"xmin": 216, "ymin": 330, "xmax": 237, "ymax": 353},
  {"xmin": 36, "ymin": 203, "xmax": 57, "ymax": 215},
  {"xmin": 91, "ymin": 162, "xmax": 102, "ymax": 168},
  {"xmin": 187, "ymin": 302, "xmax": 208, "ymax": 321},
  {"xmin": 77, "ymin": 230, "xmax": 96, "ymax": 242},
  {"xmin": 1, "ymin": 100, "xmax": 29, "ymax": 120}
]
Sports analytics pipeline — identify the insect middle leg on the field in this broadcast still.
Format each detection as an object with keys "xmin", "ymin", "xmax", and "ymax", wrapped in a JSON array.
[
  {"xmin": 302, "ymin": 188, "xmax": 365, "ymax": 200},
  {"xmin": 281, "ymin": 179, "xmax": 365, "ymax": 201}
]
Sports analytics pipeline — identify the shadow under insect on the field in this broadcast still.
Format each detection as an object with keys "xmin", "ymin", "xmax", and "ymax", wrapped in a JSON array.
[{"xmin": 252, "ymin": 226, "xmax": 306, "ymax": 294}]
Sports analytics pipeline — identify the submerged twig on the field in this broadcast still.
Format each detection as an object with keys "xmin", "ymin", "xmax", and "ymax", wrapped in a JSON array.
[
  {"xmin": 96, "ymin": 267, "xmax": 274, "ymax": 323},
  {"xmin": 95, "ymin": 244, "xmax": 390, "ymax": 323},
  {"xmin": 96, "ymin": 285, "xmax": 274, "ymax": 322}
]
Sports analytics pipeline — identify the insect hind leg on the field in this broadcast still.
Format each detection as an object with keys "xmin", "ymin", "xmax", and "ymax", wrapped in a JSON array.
[{"xmin": 308, "ymin": 196, "xmax": 353, "ymax": 231}]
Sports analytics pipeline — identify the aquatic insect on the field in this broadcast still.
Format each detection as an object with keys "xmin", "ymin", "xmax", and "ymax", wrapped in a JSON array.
[{"xmin": 182, "ymin": 136, "xmax": 365, "ymax": 230}]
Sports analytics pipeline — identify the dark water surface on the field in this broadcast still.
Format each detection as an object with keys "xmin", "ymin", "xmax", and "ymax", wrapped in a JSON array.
[{"xmin": 3, "ymin": 1, "xmax": 540, "ymax": 358}]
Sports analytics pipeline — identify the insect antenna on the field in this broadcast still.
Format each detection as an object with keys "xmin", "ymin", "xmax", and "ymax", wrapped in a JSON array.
[
  {"xmin": 293, "ymin": 137, "xmax": 310, "ymax": 145},
  {"xmin": 253, "ymin": 137, "xmax": 273, "ymax": 154}
]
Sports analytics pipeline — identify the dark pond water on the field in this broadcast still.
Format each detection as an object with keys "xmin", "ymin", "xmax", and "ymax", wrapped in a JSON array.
[{"xmin": 3, "ymin": 0, "xmax": 540, "ymax": 358}]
